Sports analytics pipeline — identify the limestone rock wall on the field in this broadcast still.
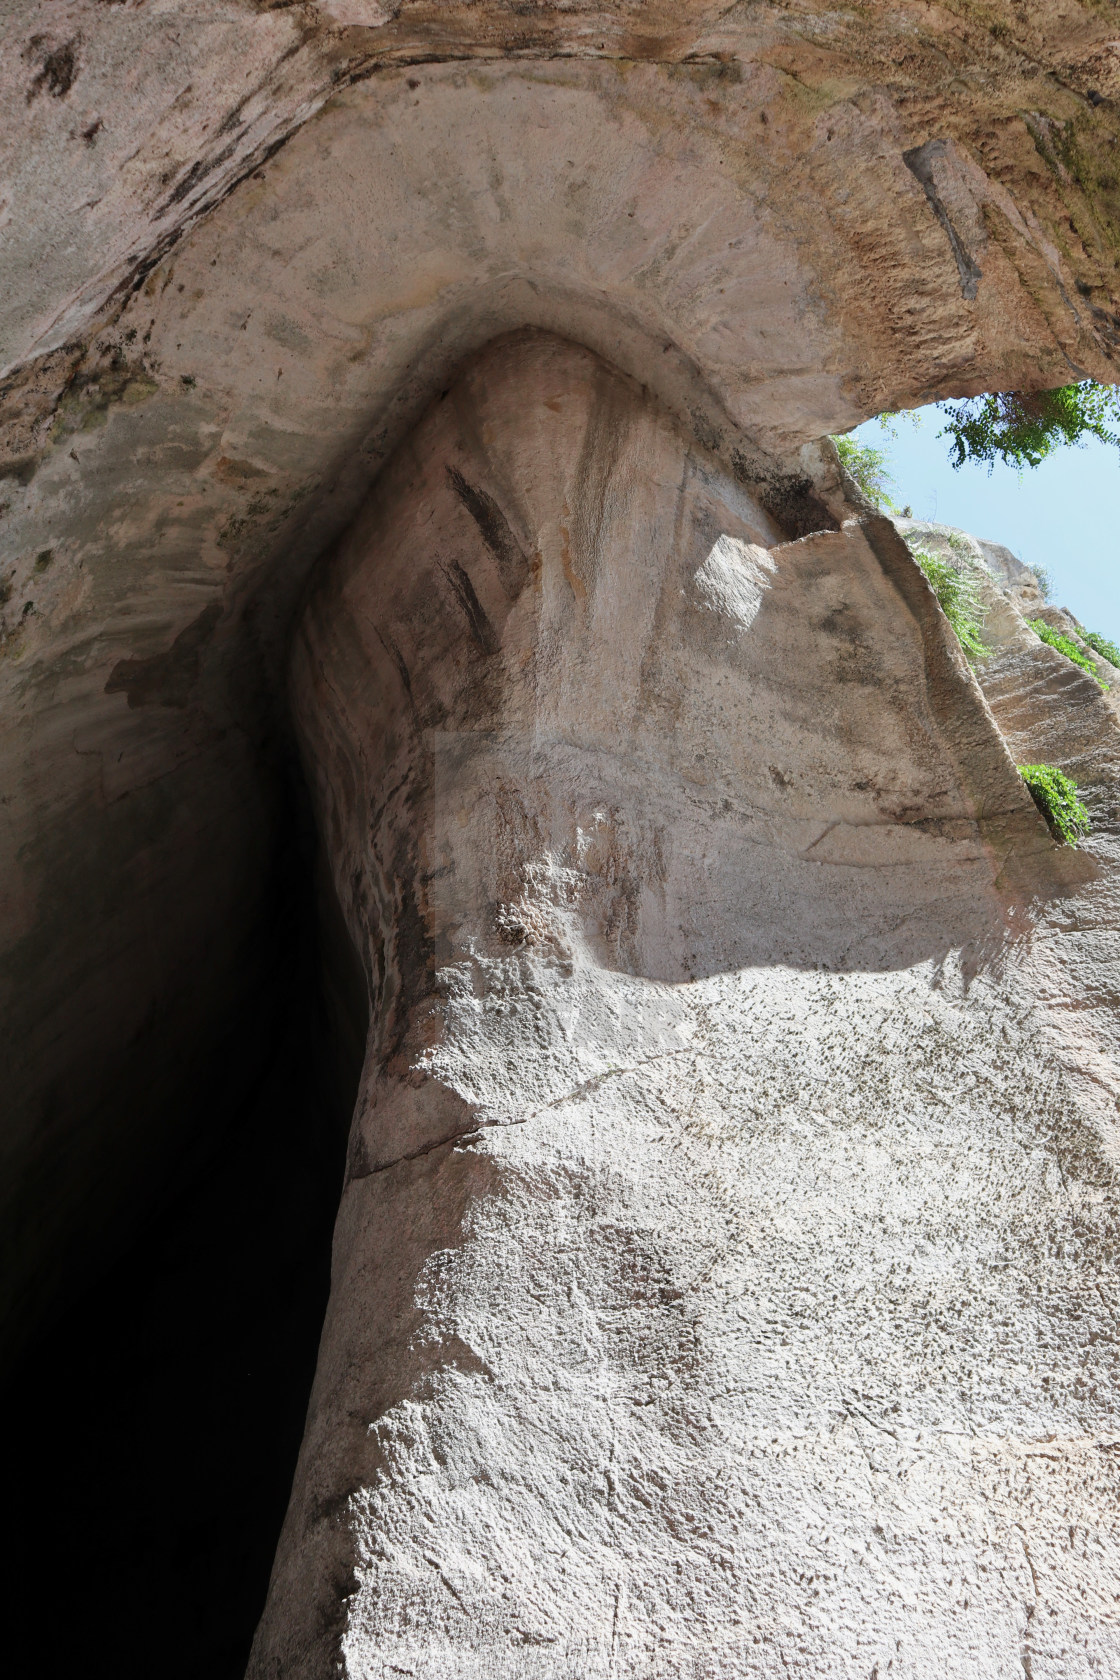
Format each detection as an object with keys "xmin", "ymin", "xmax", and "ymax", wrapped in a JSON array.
[
  {"xmin": 898, "ymin": 518, "xmax": 1120, "ymax": 1133},
  {"xmin": 7, "ymin": 5, "xmax": 1120, "ymax": 1354},
  {"xmin": 249, "ymin": 333, "xmax": 1120, "ymax": 1678},
  {"xmin": 5, "ymin": 6, "xmax": 1120, "ymax": 1670}
]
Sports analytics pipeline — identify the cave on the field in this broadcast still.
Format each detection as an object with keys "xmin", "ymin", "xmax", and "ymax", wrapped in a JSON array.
[
  {"xmin": 1, "ymin": 628, "xmax": 368, "ymax": 1679},
  {"xmin": 3, "ymin": 7, "xmax": 1120, "ymax": 1678}
]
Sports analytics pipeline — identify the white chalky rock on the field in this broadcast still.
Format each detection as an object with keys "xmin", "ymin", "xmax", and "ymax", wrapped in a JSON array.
[{"xmin": 249, "ymin": 334, "xmax": 1120, "ymax": 1678}]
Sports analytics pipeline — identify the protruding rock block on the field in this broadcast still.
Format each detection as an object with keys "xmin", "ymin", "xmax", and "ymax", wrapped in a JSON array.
[{"xmin": 251, "ymin": 334, "xmax": 1120, "ymax": 1678}]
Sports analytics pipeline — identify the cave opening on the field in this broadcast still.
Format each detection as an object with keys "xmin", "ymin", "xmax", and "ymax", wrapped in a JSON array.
[{"xmin": 0, "ymin": 740, "xmax": 367, "ymax": 1680}]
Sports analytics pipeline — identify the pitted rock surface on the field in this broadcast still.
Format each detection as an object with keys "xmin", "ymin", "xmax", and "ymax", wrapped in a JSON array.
[
  {"xmin": 249, "ymin": 334, "xmax": 1120, "ymax": 1678},
  {"xmin": 4, "ymin": 9, "xmax": 1120, "ymax": 1674}
]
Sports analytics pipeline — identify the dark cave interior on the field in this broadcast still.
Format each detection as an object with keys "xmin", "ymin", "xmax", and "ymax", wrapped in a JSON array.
[{"xmin": 1, "ymin": 761, "xmax": 367, "ymax": 1680}]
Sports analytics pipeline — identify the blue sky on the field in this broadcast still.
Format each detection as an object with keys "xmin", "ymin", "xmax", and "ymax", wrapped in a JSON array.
[{"xmin": 849, "ymin": 408, "xmax": 1120, "ymax": 640}]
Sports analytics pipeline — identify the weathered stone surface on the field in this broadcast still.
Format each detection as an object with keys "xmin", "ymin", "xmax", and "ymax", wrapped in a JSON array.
[
  {"xmin": 247, "ymin": 334, "xmax": 1120, "ymax": 1678},
  {"xmin": 7, "ymin": 9, "xmax": 1120, "ymax": 1356},
  {"xmin": 5, "ymin": 2, "xmax": 1120, "ymax": 392},
  {"xmin": 5, "ymin": 7, "xmax": 1120, "ymax": 1670}
]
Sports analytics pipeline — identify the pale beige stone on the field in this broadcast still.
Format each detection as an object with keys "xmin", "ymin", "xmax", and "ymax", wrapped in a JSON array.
[
  {"xmin": 6, "ymin": 29, "xmax": 1120, "ymax": 1319},
  {"xmin": 3, "ymin": 10, "xmax": 1120, "ymax": 1670},
  {"xmin": 247, "ymin": 334, "xmax": 1120, "ymax": 1678}
]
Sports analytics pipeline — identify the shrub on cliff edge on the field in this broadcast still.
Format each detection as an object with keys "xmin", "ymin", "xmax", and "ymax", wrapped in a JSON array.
[
  {"xmin": 1026, "ymin": 618, "xmax": 1109, "ymax": 689},
  {"xmin": 910, "ymin": 547, "xmax": 991, "ymax": 662},
  {"xmin": 832, "ymin": 435, "xmax": 895, "ymax": 509},
  {"xmin": 1018, "ymin": 764, "xmax": 1090, "ymax": 846},
  {"xmin": 1080, "ymin": 627, "xmax": 1120, "ymax": 669}
]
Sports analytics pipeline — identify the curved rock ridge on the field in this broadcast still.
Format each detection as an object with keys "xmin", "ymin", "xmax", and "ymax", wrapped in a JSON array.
[
  {"xmin": 250, "ymin": 333, "xmax": 1120, "ymax": 1678},
  {"xmin": 5, "ymin": 1, "xmax": 1120, "ymax": 387}
]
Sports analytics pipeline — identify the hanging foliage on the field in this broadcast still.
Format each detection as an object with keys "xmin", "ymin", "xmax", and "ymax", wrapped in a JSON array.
[
  {"xmin": 1018, "ymin": 764, "xmax": 1091, "ymax": 846},
  {"xmin": 938, "ymin": 382, "xmax": 1120, "ymax": 472}
]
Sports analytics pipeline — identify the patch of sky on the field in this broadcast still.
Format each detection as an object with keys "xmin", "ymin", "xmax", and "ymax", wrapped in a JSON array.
[{"xmin": 849, "ymin": 406, "xmax": 1120, "ymax": 640}]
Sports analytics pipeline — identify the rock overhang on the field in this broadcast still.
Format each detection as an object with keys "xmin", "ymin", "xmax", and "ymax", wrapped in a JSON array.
[
  {"xmin": 7, "ymin": 0, "xmax": 1120, "ymax": 1405},
  {"xmin": 5, "ymin": 8, "xmax": 1120, "ymax": 1672},
  {"xmin": 5, "ymin": 0, "xmax": 1120, "ymax": 1384}
]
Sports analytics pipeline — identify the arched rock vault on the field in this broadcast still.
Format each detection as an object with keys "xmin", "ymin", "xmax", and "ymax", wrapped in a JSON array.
[{"xmin": 3, "ymin": 5, "xmax": 1120, "ymax": 1673}]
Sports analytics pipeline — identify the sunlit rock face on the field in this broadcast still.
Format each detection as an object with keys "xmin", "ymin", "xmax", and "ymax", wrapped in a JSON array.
[{"xmin": 250, "ymin": 332, "xmax": 1120, "ymax": 1678}]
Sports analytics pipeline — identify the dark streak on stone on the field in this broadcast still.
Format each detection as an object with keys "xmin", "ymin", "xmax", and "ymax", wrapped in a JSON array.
[
  {"xmin": 382, "ymin": 633, "xmax": 413, "ymax": 697},
  {"xmin": 439, "ymin": 559, "xmax": 499, "ymax": 654},
  {"xmin": 446, "ymin": 465, "xmax": 527, "ymax": 598},
  {"xmin": 903, "ymin": 139, "xmax": 983, "ymax": 302},
  {"xmin": 218, "ymin": 102, "xmax": 249, "ymax": 138},
  {"xmin": 26, "ymin": 37, "xmax": 80, "ymax": 103},
  {"xmin": 163, "ymin": 141, "xmax": 239, "ymax": 211},
  {"xmin": 360, "ymin": 1125, "xmax": 482, "ymax": 1178},
  {"xmin": 105, "ymin": 602, "xmax": 222, "ymax": 708},
  {"xmin": 111, "ymin": 125, "xmax": 299, "ymax": 319}
]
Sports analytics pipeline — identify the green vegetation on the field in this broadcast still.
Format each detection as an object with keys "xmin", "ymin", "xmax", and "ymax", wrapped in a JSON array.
[
  {"xmin": 1080, "ymin": 628, "xmax": 1120, "ymax": 669},
  {"xmin": 1025, "ymin": 562, "xmax": 1052, "ymax": 600},
  {"xmin": 832, "ymin": 434, "xmax": 895, "ymax": 509},
  {"xmin": 910, "ymin": 546, "xmax": 991, "ymax": 661},
  {"xmin": 938, "ymin": 382, "xmax": 1120, "ymax": 473},
  {"xmin": 1018, "ymin": 764, "xmax": 1090, "ymax": 846},
  {"xmin": 836, "ymin": 404, "xmax": 1120, "ymax": 681},
  {"xmin": 851, "ymin": 377, "xmax": 1120, "ymax": 484},
  {"xmin": 873, "ymin": 408, "xmax": 922, "ymax": 442},
  {"xmin": 1026, "ymin": 618, "xmax": 1108, "ymax": 688}
]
